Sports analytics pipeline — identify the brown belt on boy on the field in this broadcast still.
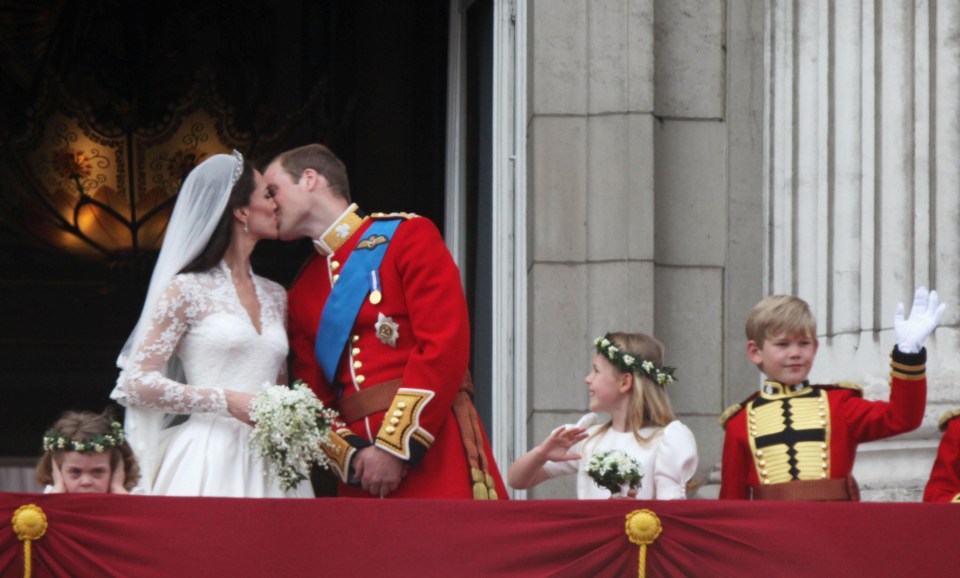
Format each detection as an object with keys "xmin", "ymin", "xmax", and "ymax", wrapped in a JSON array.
[{"xmin": 751, "ymin": 475, "xmax": 860, "ymax": 501}]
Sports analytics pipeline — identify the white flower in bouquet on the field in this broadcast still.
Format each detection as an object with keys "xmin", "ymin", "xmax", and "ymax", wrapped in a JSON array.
[
  {"xmin": 249, "ymin": 380, "xmax": 340, "ymax": 491},
  {"xmin": 585, "ymin": 449, "xmax": 643, "ymax": 497}
]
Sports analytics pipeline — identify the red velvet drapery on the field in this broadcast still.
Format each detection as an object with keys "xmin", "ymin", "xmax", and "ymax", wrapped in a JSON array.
[{"xmin": 2, "ymin": 493, "xmax": 958, "ymax": 577}]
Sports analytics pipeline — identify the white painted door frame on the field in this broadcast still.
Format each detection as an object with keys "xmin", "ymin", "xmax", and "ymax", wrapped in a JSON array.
[{"xmin": 444, "ymin": 0, "xmax": 528, "ymax": 492}]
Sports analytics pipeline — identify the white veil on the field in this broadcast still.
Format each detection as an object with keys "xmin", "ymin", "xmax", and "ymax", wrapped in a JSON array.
[{"xmin": 111, "ymin": 150, "xmax": 244, "ymax": 493}]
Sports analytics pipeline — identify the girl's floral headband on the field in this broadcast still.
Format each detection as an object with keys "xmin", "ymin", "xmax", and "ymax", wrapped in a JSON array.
[
  {"xmin": 594, "ymin": 334, "xmax": 676, "ymax": 386},
  {"xmin": 42, "ymin": 421, "xmax": 125, "ymax": 454}
]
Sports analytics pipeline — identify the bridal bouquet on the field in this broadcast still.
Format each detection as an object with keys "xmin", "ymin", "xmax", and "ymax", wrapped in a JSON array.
[
  {"xmin": 586, "ymin": 450, "xmax": 643, "ymax": 497},
  {"xmin": 249, "ymin": 380, "xmax": 339, "ymax": 491}
]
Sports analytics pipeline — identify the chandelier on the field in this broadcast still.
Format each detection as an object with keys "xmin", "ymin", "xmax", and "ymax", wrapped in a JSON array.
[{"xmin": 0, "ymin": 75, "xmax": 250, "ymax": 262}]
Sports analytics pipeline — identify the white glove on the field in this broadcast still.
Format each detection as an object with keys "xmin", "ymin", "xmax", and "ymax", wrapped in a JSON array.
[{"xmin": 894, "ymin": 287, "xmax": 946, "ymax": 354}]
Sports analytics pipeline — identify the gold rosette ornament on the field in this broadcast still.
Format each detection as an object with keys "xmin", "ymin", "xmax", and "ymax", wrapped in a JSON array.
[
  {"xmin": 12, "ymin": 504, "xmax": 48, "ymax": 578},
  {"xmin": 625, "ymin": 509, "xmax": 662, "ymax": 578}
]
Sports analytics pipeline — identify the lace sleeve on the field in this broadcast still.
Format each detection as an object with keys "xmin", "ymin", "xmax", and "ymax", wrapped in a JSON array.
[{"xmin": 116, "ymin": 276, "xmax": 229, "ymax": 415}]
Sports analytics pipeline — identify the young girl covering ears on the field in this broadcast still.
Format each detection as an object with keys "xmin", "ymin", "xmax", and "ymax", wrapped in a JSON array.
[
  {"xmin": 36, "ymin": 409, "xmax": 140, "ymax": 494},
  {"xmin": 508, "ymin": 332, "xmax": 698, "ymax": 499}
]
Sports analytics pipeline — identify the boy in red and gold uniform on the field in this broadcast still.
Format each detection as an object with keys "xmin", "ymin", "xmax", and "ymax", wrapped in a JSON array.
[
  {"xmin": 923, "ymin": 409, "xmax": 960, "ymax": 503},
  {"xmin": 266, "ymin": 144, "xmax": 506, "ymax": 499},
  {"xmin": 719, "ymin": 290, "xmax": 943, "ymax": 500}
]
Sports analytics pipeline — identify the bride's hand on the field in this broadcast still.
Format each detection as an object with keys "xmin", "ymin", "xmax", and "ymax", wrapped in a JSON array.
[
  {"xmin": 225, "ymin": 390, "xmax": 256, "ymax": 426},
  {"xmin": 609, "ymin": 489, "xmax": 638, "ymax": 500}
]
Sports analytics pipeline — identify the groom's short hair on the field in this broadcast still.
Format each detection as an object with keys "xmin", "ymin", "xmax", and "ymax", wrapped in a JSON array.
[{"xmin": 276, "ymin": 144, "xmax": 351, "ymax": 202}]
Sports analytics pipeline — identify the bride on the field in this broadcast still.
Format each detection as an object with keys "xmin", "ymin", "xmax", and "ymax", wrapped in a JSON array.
[{"xmin": 111, "ymin": 151, "xmax": 312, "ymax": 497}]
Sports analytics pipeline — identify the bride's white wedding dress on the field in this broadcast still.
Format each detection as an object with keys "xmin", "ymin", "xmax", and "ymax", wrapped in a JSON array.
[{"xmin": 113, "ymin": 260, "xmax": 312, "ymax": 497}]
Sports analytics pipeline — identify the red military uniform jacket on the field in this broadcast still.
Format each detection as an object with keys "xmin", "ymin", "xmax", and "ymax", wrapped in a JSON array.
[
  {"xmin": 923, "ymin": 409, "xmax": 960, "ymax": 503},
  {"xmin": 719, "ymin": 347, "xmax": 927, "ymax": 499},
  {"xmin": 288, "ymin": 204, "xmax": 507, "ymax": 499}
]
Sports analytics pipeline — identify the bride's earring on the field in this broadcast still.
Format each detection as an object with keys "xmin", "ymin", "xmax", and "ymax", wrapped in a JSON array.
[{"xmin": 243, "ymin": 221, "xmax": 249, "ymax": 233}]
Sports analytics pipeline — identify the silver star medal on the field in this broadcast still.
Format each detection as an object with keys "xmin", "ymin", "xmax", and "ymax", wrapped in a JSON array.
[{"xmin": 375, "ymin": 312, "xmax": 399, "ymax": 347}]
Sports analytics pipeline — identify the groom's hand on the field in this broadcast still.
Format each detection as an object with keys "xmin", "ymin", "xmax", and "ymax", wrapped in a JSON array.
[{"xmin": 353, "ymin": 446, "xmax": 405, "ymax": 497}]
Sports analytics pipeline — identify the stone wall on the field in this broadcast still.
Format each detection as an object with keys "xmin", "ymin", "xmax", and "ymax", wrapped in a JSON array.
[
  {"xmin": 524, "ymin": 0, "xmax": 765, "ymax": 498},
  {"xmin": 524, "ymin": 0, "xmax": 960, "ymax": 501},
  {"xmin": 762, "ymin": 0, "xmax": 960, "ymax": 501}
]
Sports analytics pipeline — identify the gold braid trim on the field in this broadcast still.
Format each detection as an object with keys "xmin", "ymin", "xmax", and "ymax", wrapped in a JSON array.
[
  {"xmin": 951, "ymin": 493, "xmax": 960, "ymax": 503},
  {"xmin": 315, "ymin": 204, "xmax": 365, "ymax": 255},
  {"xmin": 890, "ymin": 358, "xmax": 926, "ymax": 381},
  {"xmin": 718, "ymin": 403, "xmax": 743, "ymax": 429},
  {"xmin": 375, "ymin": 388, "xmax": 435, "ymax": 460},
  {"xmin": 833, "ymin": 381, "xmax": 863, "ymax": 394},
  {"xmin": 453, "ymin": 372, "xmax": 499, "ymax": 499},
  {"xmin": 13, "ymin": 504, "xmax": 47, "ymax": 578},
  {"xmin": 938, "ymin": 409, "xmax": 960, "ymax": 432},
  {"xmin": 625, "ymin": 509, "xmax": 662, "ymax": 578},
  {"xmin": 411, "ymin": 430, "xmax": 434, "ymax": 448},
  {"xmin": 321, "ymin": 428, "xmax": 357, "ymax": 483},
  {"xmin": 371, "ymin": 211, "xmax": 418, "ymax": 220}
]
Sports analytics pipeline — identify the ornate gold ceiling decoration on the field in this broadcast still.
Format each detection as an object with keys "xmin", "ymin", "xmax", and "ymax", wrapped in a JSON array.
[{"xmin": 1, "ymin": 73, "xmax": 250, "ymax": 261}]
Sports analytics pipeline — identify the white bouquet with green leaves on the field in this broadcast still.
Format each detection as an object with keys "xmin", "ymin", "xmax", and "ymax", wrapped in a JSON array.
[
  {"xmin": 249, "ymin": 380, "xmax": 339, "ymax": 491},
  {"xmin": 585, "ymin": 449, "xmax": 643, "ymax": 497}
]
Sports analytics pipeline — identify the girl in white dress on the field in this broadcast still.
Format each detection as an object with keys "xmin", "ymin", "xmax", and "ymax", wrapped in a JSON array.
[
  {"xmin": 508, "ymin": 331, "xmax": 698, "ymax": 499},
  {"xmin": 111, "ymin": 152, "xmax": 312, "ymax": 498}
]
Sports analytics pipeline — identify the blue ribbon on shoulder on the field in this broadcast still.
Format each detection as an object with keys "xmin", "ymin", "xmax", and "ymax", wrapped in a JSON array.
[{"xmin": 315, "ymin": 219, "xmax": 402, "ymax": 384}]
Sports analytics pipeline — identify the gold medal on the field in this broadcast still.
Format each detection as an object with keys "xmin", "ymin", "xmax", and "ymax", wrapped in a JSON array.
[{"xmin": 368, "ymin": 270, "xmax": 382, "ymax": 305}]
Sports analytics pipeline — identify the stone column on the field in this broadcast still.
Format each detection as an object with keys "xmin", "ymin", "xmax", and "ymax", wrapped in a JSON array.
[
  {"xmin": 765, "ymin": 0, "xmax": 960, "ymax": 500},
  {"xmin": 525, "ymin": 0, "xmax": 763, "ymax": 499},
  {"xmin": 526, "ymin": 0, "xmax": 658, "ymax": 498}
]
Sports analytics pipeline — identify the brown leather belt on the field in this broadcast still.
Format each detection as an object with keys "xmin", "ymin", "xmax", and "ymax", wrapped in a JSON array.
[
  {"xmin": 335, "ymin": 372, "xmax": 498, "ymax": 499},
  {"xmin": 338, "ymin": 375, "xmax": 477, "ymax": 424},
  {"xmin": 751, "ymin": 476, "xmax": 860, "ymax": 501},
  {"xmin": 338, "ymin": 379, "xmax": 402, "ymax": 424}
]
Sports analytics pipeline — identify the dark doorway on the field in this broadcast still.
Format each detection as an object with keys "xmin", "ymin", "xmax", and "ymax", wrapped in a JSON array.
[
  {"xmin": 0, "ymin": 0, "xmax": 452, "ymax": 459},
  {"xmin": 463, "ymin": 0, "xmax": 495, "ymax": 436}
]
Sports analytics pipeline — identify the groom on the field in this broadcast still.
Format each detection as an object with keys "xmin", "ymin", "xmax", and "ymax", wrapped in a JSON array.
[{"xmin": 265, "ymin": 144, "xmax": 507, "ymax": 499}]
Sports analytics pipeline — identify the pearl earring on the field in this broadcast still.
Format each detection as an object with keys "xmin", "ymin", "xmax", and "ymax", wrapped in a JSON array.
[{"xmin": 243, "ymin": 221, "xmax": 249, "ymax": 233}]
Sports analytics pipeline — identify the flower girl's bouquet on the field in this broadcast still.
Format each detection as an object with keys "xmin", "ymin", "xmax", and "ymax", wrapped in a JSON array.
[
  {"xmin": 586, "ymin": 449, "xmax": 643, "ymax": 497},
  {"xmin": 249, "ymin": 380, "xmax": 340, "ymax": 491}
]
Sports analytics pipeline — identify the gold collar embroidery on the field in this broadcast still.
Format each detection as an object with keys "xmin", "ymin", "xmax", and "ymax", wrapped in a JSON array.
[
  {"xmin": 313, "ymin": 203, "xmax": 366, "ymax": 256},
  {"xmin": 761, "ymin": 380, "xmax": 811, "ymax": 398}
]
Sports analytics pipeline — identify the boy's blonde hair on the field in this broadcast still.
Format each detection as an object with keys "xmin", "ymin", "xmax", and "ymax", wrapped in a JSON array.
[
  {"xmin": 589, "ymin": 332, "xmax": 677, "ymax": 446},
  {"xmin": 745, "ymin": 295, "xmax": 816, "ymax": 347}
]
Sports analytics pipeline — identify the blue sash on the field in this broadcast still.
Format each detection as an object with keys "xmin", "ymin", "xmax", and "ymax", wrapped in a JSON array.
[{"xmin": 315, "ymin": 219, "xmax": 402, "ymax": 383}]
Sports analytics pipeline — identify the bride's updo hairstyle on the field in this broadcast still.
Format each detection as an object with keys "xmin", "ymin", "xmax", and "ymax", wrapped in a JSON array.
[{"xmin": 179, "ymin": 158, "xmax": 255, "ymax": 274}]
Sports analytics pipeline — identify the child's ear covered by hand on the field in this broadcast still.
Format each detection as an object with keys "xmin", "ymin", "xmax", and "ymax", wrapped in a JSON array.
[
  {"xmin": 50, "ymin": 455, "xmax": 65, "ymax": 493},
  {"xmin": 110, "ymin": 453, "xmax": 129, "ymax": 494}
]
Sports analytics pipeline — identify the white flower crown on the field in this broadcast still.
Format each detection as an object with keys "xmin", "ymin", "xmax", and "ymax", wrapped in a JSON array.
[
  {"xmin": 43, "ymin": 421, "xmax": 125, "ymax": 454},
  {"xmin": 594, "ymin": 334, "xmax": 676, "ymax": 386}
]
